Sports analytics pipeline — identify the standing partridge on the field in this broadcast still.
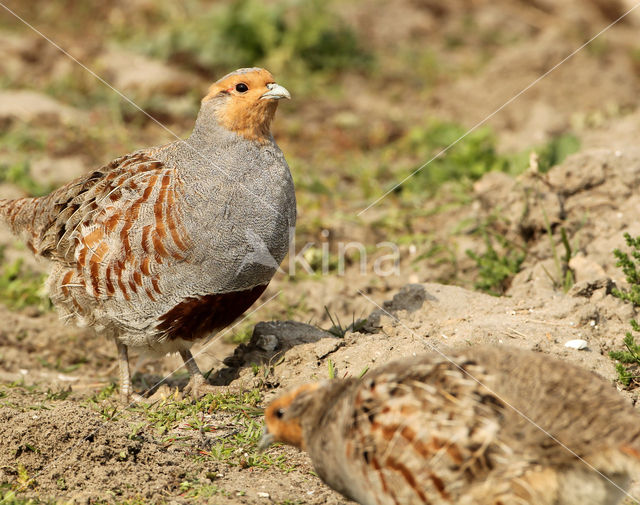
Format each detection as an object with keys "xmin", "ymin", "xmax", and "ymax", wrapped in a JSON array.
[
  {"xmin": 262, "ymin": 346, "xmax": 640, "ymax": 505},
  {"xmin": 0, "ymin": 68, "xmax": 295, "ymax": 402}
]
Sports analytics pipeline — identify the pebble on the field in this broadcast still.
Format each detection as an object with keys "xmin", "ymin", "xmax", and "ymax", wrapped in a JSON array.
[{"xmin": 564, "ymin": 339, "xmax": 588, "ymax": 350}]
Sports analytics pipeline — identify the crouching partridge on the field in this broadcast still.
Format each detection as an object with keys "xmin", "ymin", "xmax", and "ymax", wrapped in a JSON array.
[
  {"xmin": 262, "ymin": 346, "xmax": 640, "ymax": 505},
  {"xmin": 0, "ymin": 68, "xmax": 295, "ymax": 402}
]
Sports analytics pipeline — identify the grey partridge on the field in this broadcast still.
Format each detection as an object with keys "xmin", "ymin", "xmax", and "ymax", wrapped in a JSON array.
[
  {"xmin": 262, "ymin": 346, "xmax": 640, "ymax": 505},
  {"xmin": 0, "ymin": 68, "xmax": 295, "ymax": 402}
]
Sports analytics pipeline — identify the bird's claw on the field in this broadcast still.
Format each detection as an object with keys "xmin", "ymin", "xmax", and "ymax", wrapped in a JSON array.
[{"xmin": 183, "ymin": 374, "xmax": 228, "ymax": 400}]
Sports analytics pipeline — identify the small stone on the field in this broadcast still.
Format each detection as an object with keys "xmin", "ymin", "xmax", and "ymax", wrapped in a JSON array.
[
  {"xmin": 257, "ymin": 492, "xmax": 270, "ymax": 498},
  {"xmin": 564, "ymin": 339, "xmax": 588, "ymax": 350}
]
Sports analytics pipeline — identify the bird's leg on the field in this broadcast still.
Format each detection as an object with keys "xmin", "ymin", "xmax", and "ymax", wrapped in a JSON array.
[
  {"xmin": 180, "ymin": 348, "xmax": 225, "ymax": 399},
  {"xmin": 114, "ymin": 339, "xmax": 143, "ymax": 404}
]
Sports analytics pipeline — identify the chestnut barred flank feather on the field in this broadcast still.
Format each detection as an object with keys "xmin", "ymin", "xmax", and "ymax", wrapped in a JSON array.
[
  {"xmin": 0, "ymin": 68, "xmax": 295, "ymax": 401},
  {"xmin": 263, "ymin": 347, "xmax": 640, "ymax": 505}
]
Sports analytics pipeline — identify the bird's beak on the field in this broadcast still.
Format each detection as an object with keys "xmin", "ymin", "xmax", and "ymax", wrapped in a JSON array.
[
  {"xmin": 260, "ymin": 83, "xmax": 291, "ymax": 101},
  {"xmin": 258, "ymin": 427, "xmax": 275, "ymax": 451}
]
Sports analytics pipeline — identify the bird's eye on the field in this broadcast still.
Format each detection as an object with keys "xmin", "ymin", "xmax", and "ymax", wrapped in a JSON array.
[
  {"xmin": 235, "ymin": 83, "xmax": 249, "ymax": 93},
  {"xmin": 275, "ymin": 408, "xmax": 285, "ymax": 419}
]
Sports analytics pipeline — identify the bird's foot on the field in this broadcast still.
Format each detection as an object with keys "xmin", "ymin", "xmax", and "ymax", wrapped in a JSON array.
[
  {"xmin": 183, "ymin": 373, "xmax": 229, "ymax": 400},
  {"xmin": 115, "ymin": 339, "xmax": 145, "ymax": 405},
  {"xmin": 119, "ymin": 388, "xmax": 145, "ymax": 405}
]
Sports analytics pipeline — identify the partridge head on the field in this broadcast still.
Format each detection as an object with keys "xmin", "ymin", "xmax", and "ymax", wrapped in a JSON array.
[
  {"xmin": 262, "ymin": 346, "xmax": 640, "ymax": 505},
  {"xmin": 0, "ymin": 67, "xmax": 295, "ymax": 402},
  {"xmin": 200, "ymin": 67, "xmax": 290, "ymax": 143}
]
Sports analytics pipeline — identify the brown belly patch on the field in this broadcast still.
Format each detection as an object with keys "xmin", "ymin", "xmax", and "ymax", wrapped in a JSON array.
[{"xmin": 156, "ymin": 284, "xmax": 268, "ymax": 341}]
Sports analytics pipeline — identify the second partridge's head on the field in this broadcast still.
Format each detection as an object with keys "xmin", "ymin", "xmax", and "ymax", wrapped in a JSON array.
[
  {"xmin": 260, "ymin": 383, "xmax": 322, "ymax": 450},
  {"xmin": 203, "ymin": 67, "xmax": 290, "ymax": 144}
]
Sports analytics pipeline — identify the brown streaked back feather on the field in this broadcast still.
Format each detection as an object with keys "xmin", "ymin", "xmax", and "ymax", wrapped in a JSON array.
[
  {"xmin": 1, "ymin": 150, "xmax": 193, "ymax": 307},
  {"xmin": 0, "ymin": 152, "xmax": 154, "ymax": 261}
]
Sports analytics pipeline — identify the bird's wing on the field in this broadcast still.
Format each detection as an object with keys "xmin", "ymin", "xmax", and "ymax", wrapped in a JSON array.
[
  {"xmin": 344, "ymin": 359, "xmax": 511, "ymax": 505},
  {"xmin": 37, "ymin": 151, "xmax": 191, "ymax": 302}
]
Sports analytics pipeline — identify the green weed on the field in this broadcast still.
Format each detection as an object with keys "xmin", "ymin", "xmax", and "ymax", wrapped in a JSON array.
[
  {"xmin": 466, "ymin": 230, "xmax": 525, "ymax": 296},
  {"xmin": 45, "ymin": 388, "xmax": 72, "ymax": 401},
  {"xmin": 87, "ymin": 383, "xmax": 117, "ymax": 404},
  {"xmin": 325, "ymin": 308, "xmax": 346, "ymax": 338},
  {"xmin": 0, "ymin": 249, "xmax": 51, "ymax": 311},
  {"xmin": 396, "ymin": 121, "xmax": 508, "ymax": 194},
  {"xmin": 0, "ymin": 127, "xmax": 46, "ymax": 153},
  {"xmin": 227, "ymin": 324, "xmax": 254, "ymax": 345},
  {"xmin": 145, "ymin": 391, "xmax": 295, "ymax": 471},
  {"xmin": 609, "ymin": 233, "xmax": 640, "ymax": 387},
  {"xmin": 134, "ymin": 390, "xmax": 262, "ymax": 435},
  {"xmin": 535, "ymin": 134, "xmax": 580, "ymax": 173},
  {"xmin": 179, "ymin": 478, "xmax": 228, "ymax": 499},
  {"xmin": 612, "ymin": 233, "xmax": 640, "ymax": 306},
  {"xmin": 327, "ymin": 359, "xmax": 336, "ymax": 379},
  {"xmin": 37, "ymin": 356, "xmax": 87, "ymax": 375},
  {"xmin": 0, "ymin": 489, "xmax": 44, "ymax": 505},
  {"xmin": 539, "ymin": 223, "xmax": 575, "ymax": 293},
  {"xmin": 15, "ymin": 465, "xmax": 35, "ymax": 491},
  {"xmin": 390, "ymin": 123, "xmax": 580, "ymax": 196},
  {"xmin": 119, "ymin": 0, "xmax": 370, "ymax": 77},
  {"xmin": 324, "ymin": 307, "xmax": 367, "ymax": 337},
  {"xmin": 0, "ymin": 161, "xmax": 52, "ymax": 197},
  {"xmin": 609, "ymin": 323, "xmax": 640, "ymax": 387}
]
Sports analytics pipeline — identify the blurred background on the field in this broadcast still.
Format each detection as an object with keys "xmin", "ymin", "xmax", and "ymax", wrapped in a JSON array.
[{"xmin": 0, "ymin": 0, "xmax": 639, "ymax": 366}]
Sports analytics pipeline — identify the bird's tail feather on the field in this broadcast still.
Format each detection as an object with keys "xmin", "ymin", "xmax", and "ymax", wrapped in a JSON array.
[{"xmin": 0, "ymin": 197, "xmax": 44, "ymax": 254}]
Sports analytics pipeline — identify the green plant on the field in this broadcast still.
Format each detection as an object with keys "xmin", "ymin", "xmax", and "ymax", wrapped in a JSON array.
[
  {"xmin": 538, "ymin": 223, "xmax": 574, "ymax": 293},
  {"xmin": 87, "ymin": 383, "xmax": 117, "ymax": 404},
  {"xmin": 227, "ymin": 323, "xmax": 254, "ymax": 344},
  {"xmin": 0, "ymin": 248, "xmax": 51, "ymax": 311},
  {"xmin": 392, "ymin": 125, "xmax": 580, "ymax": 197},
  {"xmin": 327, "ymin": 359, "xmax": 336, "ymax": 379},
  {"xmin": 466, "ymin": 230, "xmax": 525, "ymax": 296},
  {"xmin": 609, "ymin": 233, "xmax": 640, "ymax": 386},
  {"xmin": 324, "ymin": 307, "xmax": 367, "ymax": 337},
  {"xmin": 535, "ymin": 134, "xmax": 580, "ymax": 173},
  {"xmin": 45, "ymin": 388, "xmax": 72, "ymax": 401},
  {"xmin": 120, "ymin": 0, "xmax": 370, "ymax": 77},
  {"xmin": 324, "ymin": 307, "xmax": 346, "ymax": 337},
  {"xmin": 0, "ymin": 161, "xmax": 52, "ymax": 197},
  {"xmin": 530, "ymin": 152, "xmax": 576, "ymax": 293},
  {"xmin": 0, "ymin": 490, "xmax": 39, "ymax": 505},
  {"xmin": 397, "ymin": 121, "xmax": 509, "ymax": 194},
  {"xmin": 179, "ymin": 478, "xmax": 228, "ymax": 499},
  {"xmin": 612, "ymin": 233, "xmax": 640, "ymax": 306},
  {"xmin": 609, "ymin": 322, "xmax": 640, "ymax": 387},
  {"xmin": 15, "ymin": 465, "xmax": 34, "ymax": 491}
]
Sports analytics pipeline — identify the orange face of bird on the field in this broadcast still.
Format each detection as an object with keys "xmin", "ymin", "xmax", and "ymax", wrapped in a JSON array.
[
  {"xmin": 260, "ymin": 383, "xmax": 321, "ymax": 451},
  {"xmin": 204, "ymin": 68, "xmax": 290, "ymax": 144}
]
